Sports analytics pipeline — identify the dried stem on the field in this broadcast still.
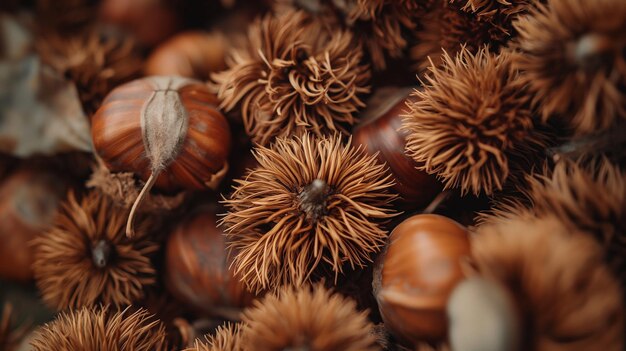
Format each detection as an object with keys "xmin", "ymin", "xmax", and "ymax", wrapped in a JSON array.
[{"xmin": 126, "ymin": 173, "xmax": 157, "ymax": 237}]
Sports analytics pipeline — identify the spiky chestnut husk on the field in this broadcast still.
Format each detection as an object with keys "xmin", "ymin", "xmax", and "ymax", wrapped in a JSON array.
[
  {"xmin": 472, "ymin": 214, "xmax": 624, "ymax": 351},
  {"xmin": 221, "ymin": 133, "xmax": 398, "ymax": 293},
  {"xmin": 513, "ymin": 0, "xmax": 626, "ymax": 134},
  {"xmin": 481, "ymin": 158, "xmax": 626, "ymax": 288},
  {"xmin": 410, "ymin": 1, "xmax": 512, "ymax": 74},
  {"xmin": 30, "ymin": 306, "xmax": 168, "ymax": 351},
  {"xmin": 346, "ymin": 0, "xmax": 430, "ymax": 70},
  {"xmin": 0, "ymin": 304, "xmax": 27, "ymax": 351},
  {"xmin": 212, "ymin": 10, "xmax": 370, "ymax": 146},
  {"xmin": 32, "ymin": 190, "xmax": 158, "ymax": 310},
  {"xmin": 456, "ymin": 0, "xmax": 537, "ymax": 19},
  {"xmin": 185, "ymin": 323, "xmax": 244, "ymax": 351},
  {"xmin": 241, "ymin": 285, "xmax": 380, "ymax": 351},
  {"xmin": 36, "ymin": 27, "xmax": 142, "ymax": 116},
  {"xmin": 403, "ymin": 47, "xmax": 546, "ymax": 196}
]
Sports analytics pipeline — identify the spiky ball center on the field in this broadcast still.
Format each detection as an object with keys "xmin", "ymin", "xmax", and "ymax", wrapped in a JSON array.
[
  {"xmin": 91, "ymin": 239, "xmax": 113, "ymax": 269},
  {"xmin": 298, "ymin": 179, "xmax": 331, "ymax": 222},
  {"xmin": 573, "ymin": 33, "xmax": 616, "ymax": 72}
]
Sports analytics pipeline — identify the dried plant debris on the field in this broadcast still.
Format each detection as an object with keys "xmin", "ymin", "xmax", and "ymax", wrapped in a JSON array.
[
  {"xmin": 473, "ymin": 214, "xmax": 624, "ymax": 351},
  {"xmin": 213, "ymin": 10, "xmax": 370, "ymax": 146},
  {"xmin": 0, "ymin": 56, "xmax": 91, "ymax": 157},
  {"xmin": 87, "ymin": 158, "xmax": 186, "ymax": 212},
  {"xmin": 30, "ymin": 306, "xmax": 169, "ymax": 351},
  {"xmin": 186, "ymin": 323, "xmax": 244, "ymax": 351},
  {"xmin": 513, "ymin": 0, "xmax": 626, "ymax": 135},
  {"xmin": 32, "ymin": 190, "xmax": 158, "ymax": 310},
  {"xmin": 403, "ymin": 47, "xmax": 546, "ymax": 196},
  {"xmin": 221, "ymin": 133, "xmax": 397, "ymax": 293},
  {"xmin": 241, "ymin": 285, "xmax": 380, "ymax": 351},
  {"xmin": 36, "ymin": 26, "xmax": 143, "ymax": 116}
]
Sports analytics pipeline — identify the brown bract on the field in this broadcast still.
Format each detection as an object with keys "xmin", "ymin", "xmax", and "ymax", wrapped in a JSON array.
[
  {"xmin": 212, "ymin": 10, "xmax": 370, "ymax": 146},
  {"xmin": 30, "ymin": 306, "xmax": 168, "ymax": 351},
  {"xmin": 36, "ymin": 27, "xmax": 142, "ymax": 116},
  {"xmin": 186, "ymin": 323, "xmax": 244, "ymax": 351},
  {"xmin": 32, "ymin": 190, "xmax": 158, "ymax": 310},
  {"xmin": 241, "ymin": 285, "xmax": 380, "ymax": 351},
  {"xmin": 513, "ymin": 0, "xmax": 626, "ymax": 134},
  {"xmin": 221, "ymin": 133, "xmax": 397, "ymax": 293},
  {"xmin": 472, "ymin": 214, "xmax": 624, "ymax": 351},
  {"xmin": 403, "ymin": 47, "xmax": 545, "ymax": 196}
]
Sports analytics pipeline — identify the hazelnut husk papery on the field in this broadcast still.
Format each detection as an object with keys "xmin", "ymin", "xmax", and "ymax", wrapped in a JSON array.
[
  {"xmin": 91, "ymin": 76, "xmax": 231, "ymax": 236},
  {"xmin": 353, "ymin": 87, "xmax": 442, "ymax": 209},
  {"xmin": 373, "ymin": 214, "xmax": 471, "ymax": 346},
  {"xmin": 145, "ymin": 31, "xmax": 228, "ymax": 80},
  {"xmin": 165, "ymin": 207, "xmax": 255, "ymax": 319},
  {"xmin": 0, "ymin": 169, "xmax": 65, "ymax": 282}
]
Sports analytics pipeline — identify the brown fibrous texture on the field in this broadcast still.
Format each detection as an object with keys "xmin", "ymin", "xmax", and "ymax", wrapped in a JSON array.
[
  {"xmin": 410, "ymin": 2, "xmax": 512, "ymax": 73},
  {"xmin": 472, "ymin": 214, "xmax": 624, "ymax": 351},
  {"xmin": 513, "ymin": 0, "xmax": 626, "ymax": 134},
  {"xmin": 221, "ymin": 133, "xmax": 397, "ymax": 293},
  {"xmin": 212, "ymin": 10, "xmax": 370, "ymax": 146},
  {"xmin": 186, "ymin": 323, "xmax": 244, "ymax": 351},
  {"xmin": 346, "ymin": 0, "xmax": 429, "ymax": 70},
  {"xmin": 87, "ymin": 159, "xmax": 186, "ymax": 212},
  {"xmin": 30, "ymin": 306, "xmax": 168, "ymax": 351},
  {"xmin": 36, "ymin": 27, "xmax": 142, "ymax": 116},
  {"xmin": 483, "ymin": 158, "xmax": 626, "ymax": 287},
  {"xmin": 241, "ymin": 285, "xmax": 380, "ymax": 351},
  {"xmin": 0, "ymin": 305, "xmax": 26, "ymax": 351},
  {"xmin": 32, "ymin": 190, "xmax": 158, "ymax": 310},
  {"xmin": 403, "ymin": 47, "xmax": 546, "ymax": 196},
  {"xmin": 457, "ymin": 0, "xmax": 537, "ymax": 18}
]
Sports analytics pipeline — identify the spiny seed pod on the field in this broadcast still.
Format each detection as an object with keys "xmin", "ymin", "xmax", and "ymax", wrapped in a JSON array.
[
  {"xmin": 32, "ymin": 190, "xmax": 158, "ymax": 310},
  {"xmin": 221, "ymin": 133, "xmax": 398, "ymax": 293},
  {"xmin": 30, "ymin": 306, "xmax": 168, "ymax": 351},
  {"xmin": 36, "ymin": 26, "xmax": 142, "ymax": 116},
  {"xmin": 410, "ymin": 2, "xmax": 512, "ymax": 74},
  {"xmin": 457, "ymin": 0, "xmax": 536, "ymax": 19},
  {"xmin": 185, "ymin": 323, "xmax": 244, "ymax": 351},
  {"xmin": 472, "ymin": 214, "xmax": 625, "ymax": 351},
  {"xmin": 346, "ymin": 0, "xmax": 427, "ymax": 70},
  {"xmin": 241, "ymin": 285, "xmax": 380, "ymax": 351},
  {"xmin": 92, "ymin": 76, "xmax": 231, "ymax": 236},
  {"xmin": 513, "ymin": 0, "xmax": 626, "ymax": 134},
  {"xmin": 484, "ymin": 158, "xmax": 626, "ymax": 288},
  {"xmin": 212, "ymin": 10, "xmax": 370, "ymax": 146},
  {"xmin": 403, "ymin": 47, "xmax": 546, "ymax": 196}
]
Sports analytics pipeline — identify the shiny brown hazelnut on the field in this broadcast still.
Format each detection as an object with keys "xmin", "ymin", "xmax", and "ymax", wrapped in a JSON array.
[
  {"xmin": 353, "ymin": 87, "xmax": 442, "ymax": 209},
  {"xmin": 373, "ymin": 214, "xmax": 471, "ymax": 345},
  {"xmin": 164, "ymin": 208, "xmax": 255, "ymax": 319},
  {"xmin": 0, "ymin": 169, "xmax": 64, "ymax": 282},
  {"xmin": 145, "ymin": 31, "xmax": 228, "ymax": 80},
  {"xmin": 91, "ymin": 76, "xmax": 231, "ymax": 236}
]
